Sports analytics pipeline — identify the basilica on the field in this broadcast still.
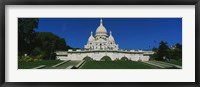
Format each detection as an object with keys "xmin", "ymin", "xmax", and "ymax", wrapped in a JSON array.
[
  {"xmin": 84, "ymin": 19, "xmax": 118, "ymax": 51},
  {"xmin": 56, "ymin": 19, "xmax": 153, "ymax": 61}
]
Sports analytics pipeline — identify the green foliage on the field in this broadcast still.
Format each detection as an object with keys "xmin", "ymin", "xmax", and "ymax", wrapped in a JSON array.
[
  {"xmin": 18, "ymin": 60, "xmax": 62, "ymax": 69},
  {"xmin": 18, "ymin": 18, "xmax": 73, "ymax": 60},
  {"xmin": 151, "ymin": 41, "xmax": 182, "ymax": 62},
  {"xmin": 18, "ymin": 18, "xmax": 39, "ymax": 55},
  {"xmin": 34, "ymin": 32, "xmax": 71, "ymax": 60},
  {"xmin": 83, "ymin": 56, "xmax": 93, "ymax": 61},
  {"xmin": 156, "ymin": 41, "xmax": 169, "ymax": 61},
  {"xmin": 30, "ymin": 47, "xmax": 44, "ymax": 56},
  {"xmin": 100, "ymin": 56, "xmax": 112, "ymax": 61},
  {"xmin": 19, "ymin": 55, "xmax": 43, "ymax": 62},
  {"xmin": 120, "ymin": 57, "xmax": 129, "ymax": 61},
  {"xmin": 165, "ymin": 59, "xmax": 182, "ymax": 66}
]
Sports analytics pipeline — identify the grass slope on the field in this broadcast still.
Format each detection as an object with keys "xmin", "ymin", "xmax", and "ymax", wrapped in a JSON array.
[
  {"xmin": 18, "ymin": 60, "xmax": 62, "ymax": 69},
  {"xmin": 80, "ymin": 61, "xmax": 159, "ymax": 69},
  {"xmin": 165, "ymin": 60, "xmax": 182, "ymax": 66},
  {"xmin": 51, "ymin": 61, "xmax": 81, "ymax": 69}
]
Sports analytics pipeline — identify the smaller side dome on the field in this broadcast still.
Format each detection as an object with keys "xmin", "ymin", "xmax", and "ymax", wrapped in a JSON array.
[
  {"xmin": 88, "ymin": 31, "xmax": 94, "ymax": 42},
  {"xmin": 109, "ymin": 31, "xmax": 115, "ymax": 41}
]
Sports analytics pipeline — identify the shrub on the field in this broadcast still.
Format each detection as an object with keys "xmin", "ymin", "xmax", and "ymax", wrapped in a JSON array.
[
  {"xmin": 33, "ymin": 58, "xmax": 39, "ymax": 62},
  {"xmin": 35, "ymin": 55, "xmax": 43, "ymax": 59},
  {"xmin": 18, "ymin": 55, "xmax": 43, "ymax": 62},
  {"xmin": 120, "ymin": 57, "xmax": 129, "ymax": 61},
  {"xmin": 18, "ymin": 56, "xmax": 34, "ymax": 62},
  {"xmin": 100, "ymin": 56, "xmax": 112, "ymax": 61},
  {"xmin": 114, "ymin": 58, "xmax": 120, "ymax": 61},
  {"xmin": 83, "ymin": 56, "xmax": 93, "ymax": 61}
]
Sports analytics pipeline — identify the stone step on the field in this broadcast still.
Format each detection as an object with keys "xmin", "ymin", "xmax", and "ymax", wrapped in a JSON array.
[
  {"xmin": 75, "ymin": 60, "xmax": 85, "ymax": 68},
  {"xmin": 52, "ymin": 60, "xmax": 70, "ymax": 68},
  {"xmin": 149, "ymin": 61, "xmax": 173, "ymax": 68},
  {"xmin": 143, "ymin": 61, "xmax": 165, "ymax": 68},
  {"xmin": 66, "ymin": 66, "xmax": 74, "ymax": 69},
  {"xmin": 153, "ymin": 61, "xmax": 182, "ymax": 69},
  {"xmin": 32, "ymin": 65, "xmax": 46, "ymax": 69}
]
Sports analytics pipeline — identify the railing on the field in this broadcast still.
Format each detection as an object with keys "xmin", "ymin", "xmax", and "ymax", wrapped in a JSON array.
[{"xmin": 55, "ymin": 49, "xmax": 154, "ymax": 55}]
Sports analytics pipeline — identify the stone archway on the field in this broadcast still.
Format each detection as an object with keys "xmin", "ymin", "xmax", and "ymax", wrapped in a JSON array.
[{"xmin": 100, "ymin": 56, "xmax": 112, "ymax": 61}]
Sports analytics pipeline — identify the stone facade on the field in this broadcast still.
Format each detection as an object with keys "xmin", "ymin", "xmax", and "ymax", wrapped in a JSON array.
[
  {"xmin": 84, "ymin": 19, "xmax": 118, "ymax": 50},
  {"xmin": 56, "ymin": 50, "xmax": 153, "ymax": 61},
  {"xmin": 56, "ymin": 19, "xmax": 153, "ymax": 61}
]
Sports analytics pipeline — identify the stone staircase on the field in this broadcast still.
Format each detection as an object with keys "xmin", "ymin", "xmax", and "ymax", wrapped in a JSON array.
[{"xmin": 143, "ymin": 61, "xmax": 182, "ymax": 69}]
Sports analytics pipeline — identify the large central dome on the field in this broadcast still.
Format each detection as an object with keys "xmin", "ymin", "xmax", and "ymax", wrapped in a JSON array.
[{"xmin": 95, "ymin": 19, "xmax": 108, "ymax": 37}]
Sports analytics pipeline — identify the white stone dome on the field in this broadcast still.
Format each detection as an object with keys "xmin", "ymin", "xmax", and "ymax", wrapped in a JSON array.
[
  {"xmin": 109, "ymin": 31, "xmax": 115, "ymax": 41},
  {"xmin": 96, "ymin": 25, "xmax": 107, "ymax": 34},
  {"xmin": 109, "ymin": 35, "xmax": 114, "ymax": 41},
  {"xmin": 95, "ymin": 19, "xmax": 107, "ymax": 36},
  {"xmin": 88, "ymin": 36, "xmax": 94, "ymax": 42},
  {"xmin": 88, "ymin": 32, "xmax": 94, "ymax": 42}
]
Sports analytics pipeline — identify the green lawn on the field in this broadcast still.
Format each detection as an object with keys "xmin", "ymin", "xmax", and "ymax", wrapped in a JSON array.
[
  {"xmin": 18, "ymin": 60, "xmax": 62, "ymax": 69},
  {"xmin": 165, "ymin": 60, "xmax": 182, "ymax": 66},
  {"xmin": 80, "ymin": 61, "xmax": 160, "ymax": 69},
  {"xmin": 18, "ymin": 60, "xmax": 180, "ymax": 69},
  {"xmin": 47, "ymin": 61, "xmax": 81, "ymax": 69}
]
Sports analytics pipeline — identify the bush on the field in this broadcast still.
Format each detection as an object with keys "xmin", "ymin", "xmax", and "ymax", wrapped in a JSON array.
[
  {"xmin": 120, "ymin": 57, "xmax": 129, "ymax": 61},
  {"xmin": 19, "ymin": 56, "xmax": 34, "ymax": 62},
  {"xmin": 34, "ymin": 55, "xmax": 43, "ymax": 61},
  {"xmin": 114, "ymin": 58, "xmax": 120, "ymax": 61},
  {"xmin": 83, "ymin": 56, "xmax": 93, "ymax": 61},
  {"xmin": 18, "ymin": 55, "xmax": 43, "ymax": 62},
  {"xmin": 100, "ymin": 56, "xmax": 112, "ymax": 61}
]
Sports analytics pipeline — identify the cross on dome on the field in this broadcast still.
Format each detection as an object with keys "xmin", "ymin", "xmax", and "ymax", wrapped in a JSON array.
[
  {"xmin": 88, "ymin": 31, "xmax": 94, "ymax": 42},
  {"xmin": 100, "ymin": 18, "xmax": 103, "ymax": 25},
  {"xmin": 91, "ymin": 31, "xmax": 93, "ymax": 35},
  {"xmin": 109, "ymin": 31, "xmax": 115, "ymax": 41}
]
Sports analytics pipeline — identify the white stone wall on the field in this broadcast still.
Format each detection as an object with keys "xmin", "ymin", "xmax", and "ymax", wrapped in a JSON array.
[{"xmin": 56, "ymin": 51, "xmax": 151, "ymax": 61}]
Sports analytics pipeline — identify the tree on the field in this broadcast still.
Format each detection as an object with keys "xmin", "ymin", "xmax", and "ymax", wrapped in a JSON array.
[
  {"xmin": 18, "ymin": 18, "xmax": 39, "ymax": 55},
  {"xmin": 18, "ymin": 18, "xmax": 73, "ymax": 60},
  {"xmin": 150, "ymin": 47, "xmax": 158, "ymax": 60},
  {"xmin": 175, "ymin": 43, "xmax": 182, "ymax": 49},
  {"xmin": 152, "ymin": 47, "xmax": 158, "ymax": 53},
  {"xmin": 150, "ymin": 40, "xmax": 182, "ymax": 62},
  {"xmin": 34, "ymin": 32, "xmax": 72, "ymax": 60},
  {"xmin": 172, "ymin": 43, "xmax": 182, "ymax": 60},
  {"xmin": 156, "ymin": 41, "xmax": 169, "ymax": 61}
]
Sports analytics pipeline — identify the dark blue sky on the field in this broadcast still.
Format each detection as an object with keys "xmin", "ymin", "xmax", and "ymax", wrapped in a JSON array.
[{"xmin": 36, "ymin": 18, "xmax": 182, "ymax": 50}]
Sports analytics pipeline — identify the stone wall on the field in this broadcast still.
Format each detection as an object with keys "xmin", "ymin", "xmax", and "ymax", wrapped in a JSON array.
[{"xmin": 56, "ymin": 51, "xmax": 152, "ymax": 61}]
